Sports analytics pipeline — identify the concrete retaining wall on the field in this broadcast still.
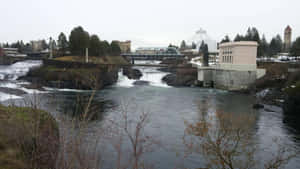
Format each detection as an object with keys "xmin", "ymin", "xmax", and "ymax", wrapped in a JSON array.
[
  {"xmin": 212, "ymin": 69, "xmax": 256, "ymax": 91},
  {"xmin": 198, "ymin": 68, "xmax": 257, "ymax": 91}
]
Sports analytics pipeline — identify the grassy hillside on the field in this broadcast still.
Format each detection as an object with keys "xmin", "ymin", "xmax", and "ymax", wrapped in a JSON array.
[{"xmin": 0, "ymin": 105, "xmax": 59, "ymax": 169}]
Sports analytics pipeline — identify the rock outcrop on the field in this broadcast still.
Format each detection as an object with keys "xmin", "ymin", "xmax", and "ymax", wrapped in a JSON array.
[
  {"xmin": 162, "ymin": 67, "xmax": 198, "ymax": 87},
  {"xmin": 123, "ymin": 67, "xmax": 142, "ymax": 80},
  {"xmin": 19, "ymin": 60, "xmax": 119, "ymax": 90}
]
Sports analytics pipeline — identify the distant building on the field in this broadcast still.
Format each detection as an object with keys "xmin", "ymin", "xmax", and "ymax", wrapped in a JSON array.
[
  {"xmin": 284, "ymin": 25, "xmax": 292, "ymax": 52},
  {"xmin": 31, "ymin": 40, "xmax": 44, "ymax": 52},
  {"xmin": 2, "ymin": 48, "xmax": 27, "ymax": 57},
  {"xmin": 180, "ymin": 49, "xmax": 199, "ymax": 56},
  {"xmin": 114, "ymin": 40, "xmax": 131, "ymax": 53},
  {"xmin": 135, "ymin": 47, "xmax": 180, "ymax": 55},
  {"xmin": 218, "ymin": 41, "xmax": 258, "ymax": 71},
  {"xmin": 195, "ymin": 41, "xmax": 266, "ymax": 91}
]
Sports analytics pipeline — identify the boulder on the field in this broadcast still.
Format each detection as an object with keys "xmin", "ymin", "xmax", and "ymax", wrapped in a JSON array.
[
  {"xmin": 162, "ymin": 73, "xmax": 197, "ymax": 87},
  {"xmin": 133, "ymin": 80, "xmax": 150, "ymax": 86},
  {"xmin": 253, "ymin": 103, "xmax": 264, "ymax": 109},
  {"xmin": 123, "ymin": 68, "xmax": 142, "ymax": 80},
  {"xmin": 0, "ymin": 87, "xmax": 27, "ymax": 96},
  {"xmin": 283, "ymin": 84, "xmax": 300, "ymax": 115}
]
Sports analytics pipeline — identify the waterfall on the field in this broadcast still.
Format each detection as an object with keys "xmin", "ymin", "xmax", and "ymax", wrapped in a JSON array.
[
  {"xmin": 0, "ymin": 60, "xmax": 42, "ymax": 80},
  {"xmin": 0, "ymin": 60, "xmax": 43, "ymax": 102},
  {"xmin": 116, "ymin": 60, "xmax": 170, "ymax": 88}
]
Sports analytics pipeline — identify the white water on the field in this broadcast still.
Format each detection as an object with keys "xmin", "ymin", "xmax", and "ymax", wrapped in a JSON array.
[
  {"xmin": 0, "ymin": 60, "xmax": 42, "ymax": 81},
  {"xmin": 116, "ymin": 71, "xmax": 135, "ymax": 87},
  {"xmin": 43, "ymin": 87, "xmax": 87, "ymax": 92},
  {"xmin": 0, "ymin": 60, "xmax": 43, "ymax": 102},
  {"xmin": 1, "ymin": 59, "xmax": 171, "ymax": 102},
  {"xmin": 116, "ymin": 60, "xmax": 170, "ymax": 88},
  {"xmin": 0, "ymin": 92, "xmax": 22, "ymax": 102}
]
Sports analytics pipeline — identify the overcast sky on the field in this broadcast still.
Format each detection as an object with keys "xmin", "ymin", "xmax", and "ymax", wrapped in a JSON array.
[{"xmin": 1, "ymin": 0, "xmax": 299, "ymax": 49}]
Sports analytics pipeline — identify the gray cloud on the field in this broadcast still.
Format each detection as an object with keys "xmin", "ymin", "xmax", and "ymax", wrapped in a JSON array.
[{"xmin": 1, "ymin": 0, "xmax": 299, "ymax": 48}]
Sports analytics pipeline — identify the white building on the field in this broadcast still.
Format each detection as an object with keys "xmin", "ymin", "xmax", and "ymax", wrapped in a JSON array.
[
  {"xmin": 3, "ymin": 48, "xmax": 27, "ymax": 57},
  {"xmin": 194, "ymin": 41, "xmax": 266, "ymax": 91}
]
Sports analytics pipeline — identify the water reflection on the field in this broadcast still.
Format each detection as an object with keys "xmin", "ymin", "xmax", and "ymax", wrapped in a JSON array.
[
  {"xmin": 283, "ymin": 114, "xmax": 300, "ymax": 142},
  {"xmin": 48, "ymin": 91, "xmax": 116, "ymax": 121}
]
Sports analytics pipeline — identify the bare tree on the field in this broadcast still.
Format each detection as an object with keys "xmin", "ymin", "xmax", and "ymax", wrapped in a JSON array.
[
  {"xmin": 184, "ymin": 105, "xmax": 297, "ymax": 169},
  {"xmin": 107, "ymin": 100, "xmax": 160, "ymax": 169}
]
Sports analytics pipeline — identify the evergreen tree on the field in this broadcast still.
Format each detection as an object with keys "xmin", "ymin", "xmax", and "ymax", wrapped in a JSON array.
[
  {"xmin": 69, "ymin": 26, "xmax": 90, "ymax": 56},
  {"xmin": 260, "ymin": 35, "xmax": 269, "ymax": 57},
  {"xmin": 191, "ymin": 42, "xmax": 197, "ymax": 49},
  {"xmin": 220, "ymin": 35, "xmax": 231, "ymax": 43},
  {"xmin": 202, "ymin": 44, "xmax": 209, "ymax": 67},
  {"xmin": 180, "ymin": 40, "xmax": 187, "ymax": 50},
  {"xmin": 41, "ymin": 40, "xmax": 49, "ymax": 50},
  {"xmin": 24, "ymin": 43, "xmax": 33, "ymax": 53},
  {"xmin": 168, "ymin": 44, "xmax": 179, "ymax": 49},
  {"xmin": 100, "ymin": 40, "xmax": 111, "ymax": 56},
  {"xmin": 199, "ymin": 41, "xmax": 209, "ymax": 66},
  {"xmin": 52, "ymin": 40, "xmax": 57, "ymax": 50},
  {"xmin": 269, "ymin": 35, "xmax": 283, "ymax": 56},
  {"xmin": 290, "ymin": 37, "xmax": 300, "ymax": 56},
  {"xmin": 57, "ymin": 32, "xmax": 68, "ymax": 56},
  {"xmin": 234, "ymin": 34, "xmax": 244, "ymax": 41},
  {"xmin": 199, "ymin": 40, "xmax": 205, "ymax": 53},
  {"xmin": 110, "ymin": 41, "xmax": 121, "ymax": 56},
  {"xmin": 251, "ymin": 28, "xmax": 260, "ymax": 42},
  {"xmin": 233, "ymin": 27, "xmax": 263, "ymax": 56},
  {"xmin": 89, "ymin": 35, "xmax": 102, "ymax": 57},
  {"xmin": 245, "ymin": 27, "xmax": 253, "ymax": 40}
]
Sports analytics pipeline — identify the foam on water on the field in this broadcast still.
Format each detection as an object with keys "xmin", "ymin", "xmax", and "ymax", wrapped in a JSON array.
[
  {"xmin": 0, "ymin": 60, "xmax": 43, "ymax": 102},
  {"xmin": 43, "ymin": 87, "xmax": 87, "ymax": 92},
  {"xmin": 0, "ymin": 92, "xmax": 22, "ymax": 102},
  {"xmin": 116, "ymin": 70, "xmax": 135, "ymax": 87},
  {"xmin": 116, "ymin": 60, "xmax": 171, "ymax": 88},
  {"xmin": 0, "ymin": 60, "xmax": 42, "ymax": 80},
  {"xmin": 138, "ymin": 67, "xmax": 170, "ymax": 88}
]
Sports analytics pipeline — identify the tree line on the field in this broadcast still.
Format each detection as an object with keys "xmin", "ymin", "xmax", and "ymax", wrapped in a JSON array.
[
  {"xmin": 0, "ymin": 40, "xmax": 49, "ymax": 53},
  {"xmin": 220, "ymin": 27, "xmax": 300, "ymax": 57},
  {"xmin": 61, "ymin": 26, "xmax": 121, "ymax": 57},
  {"xmin": 1, "ymin": 26, "xmax": 122, "ymax": 57}
]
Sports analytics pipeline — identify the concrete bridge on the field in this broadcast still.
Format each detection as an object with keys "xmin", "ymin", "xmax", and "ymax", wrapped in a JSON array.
[
  {"xmin": 121, "ymin": 53, "xmax": 185, "ymax": 61},
  {"xmin": 0, "ymin": 55, "xmax": 193, "ymax": 69}
]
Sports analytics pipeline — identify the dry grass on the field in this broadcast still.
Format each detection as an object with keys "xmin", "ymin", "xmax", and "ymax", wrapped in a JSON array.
[{"xmin": 0, "ymin": 104, "xmax": 59, "ymax": 169}]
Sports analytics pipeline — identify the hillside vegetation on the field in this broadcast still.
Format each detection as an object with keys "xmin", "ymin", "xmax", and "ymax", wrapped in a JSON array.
[{"xmin": 0, "ymin": 105, "xmax": 59, "ymax": 169}]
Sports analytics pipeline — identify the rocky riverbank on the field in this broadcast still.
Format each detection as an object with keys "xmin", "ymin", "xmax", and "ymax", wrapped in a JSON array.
[
  {"xmin": 160, "ymin": 59, "xmax": 199, "ymax": 87},
  {"xmin": 19, "ymin": 60, "xmax": 120, "ymax": 90},
  {"xmin": 162, "ymin": 66, "xmax": 198, "ymax": 87},
  {"xmin": 123, "ymin": 67, "xmax": 142, "ymax": 80},
  {"xmin": 253, "ymin": 62, "xmax": 300, "ymax": 114}
]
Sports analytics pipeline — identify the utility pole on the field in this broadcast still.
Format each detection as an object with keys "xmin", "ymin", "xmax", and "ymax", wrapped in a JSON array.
[
  {"xmin": 49, "ymin": 37, "xmax": 53, "ymax": 59},
  {"xmin": 85, "ymin": 48, "xmax": 89, "ymax": 63}
]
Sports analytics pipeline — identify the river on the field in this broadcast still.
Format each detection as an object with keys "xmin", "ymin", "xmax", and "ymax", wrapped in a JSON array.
[{"xmin": 0, "ymin": 60, "xmax": 300, "ymax": 169}]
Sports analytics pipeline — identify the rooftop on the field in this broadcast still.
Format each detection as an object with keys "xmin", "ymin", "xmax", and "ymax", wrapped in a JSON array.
[{"xmin": 219, "ymin": 41, "xmax": 258, "ymax": 48}]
